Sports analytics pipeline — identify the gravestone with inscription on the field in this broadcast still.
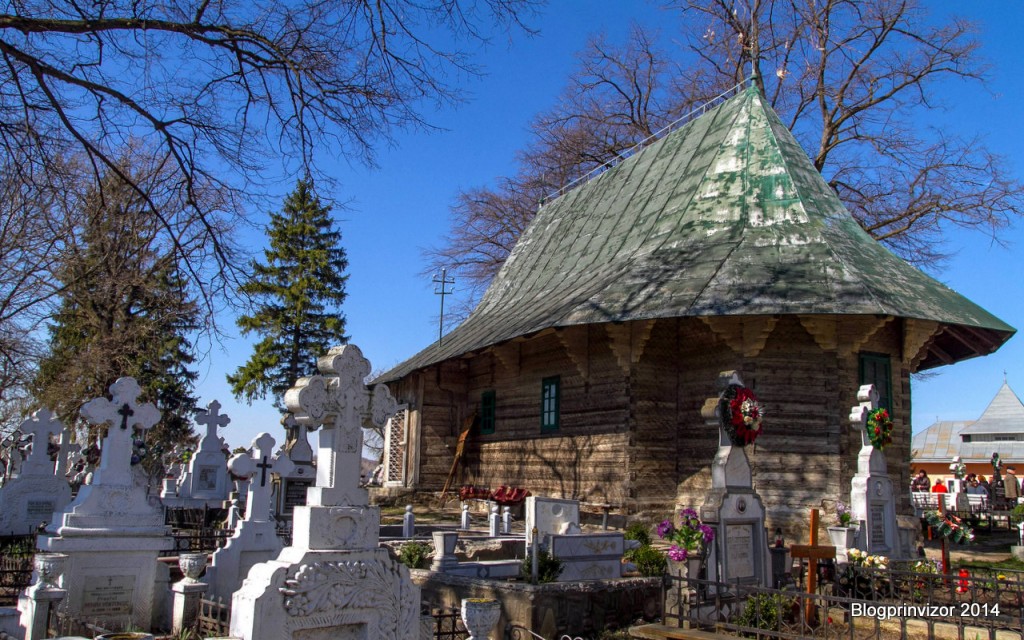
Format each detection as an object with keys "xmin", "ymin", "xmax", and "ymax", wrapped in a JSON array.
[
  {"xmin": 164, "ymin": 400, "xmax": 232, "ymax": 508},
  {"xmin": 699, "ymin": 371, "xmax": 770, "ymax": 590},
  {"xmin": 205, "ymin": 432, "xmax": 294, "ymax": 601},
  {"xmin": 230, "ymin": 345, "xmax": 420, "ymax": 640},
  {"xmin": 0, "ymin": 409, "xmax": 73, "ymax": 534},
  {"xmin": 39, "ymin": 377, "xmax": 171, "ymax": 632},
  {"xmin": 525, "ymin": 497, "xmax": 581, "ymax": 548},
  {"xmin": 848, "ymin": 385, "xmax": 907, "ymax": 559},
  {"xmin": 275, "ymin": 413, "xmax": 316, "ymax": 520}
]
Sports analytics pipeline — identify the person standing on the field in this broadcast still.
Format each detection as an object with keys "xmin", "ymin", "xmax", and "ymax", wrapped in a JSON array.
[
  {"xmin": 931, "ymin": 479, "xmax": 948, "ymax": 493},
  {"xmin": 911, "ymin": 469, "xmax": 931, "ymax": 492},
  {"xmin": 1005, "ymin": 466, "xmax": 1020, "ymax": 502}
]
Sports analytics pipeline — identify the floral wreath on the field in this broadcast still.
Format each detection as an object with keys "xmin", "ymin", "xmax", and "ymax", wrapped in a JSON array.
[
  {"xmin": 923, "ymin": 510, "xmax": 974, "ymax": 545},
  {"xmin": 720, "ymin": 384, "xmax": 764, "ymax": 446},
  {"xmin": 866, "ymin": 408, "xmax": 893, "ymax": 450}
]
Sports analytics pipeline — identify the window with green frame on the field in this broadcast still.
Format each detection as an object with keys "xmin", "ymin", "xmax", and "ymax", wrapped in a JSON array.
[
  {"xmin": 480, "ymin": 390, "xmax": 496, "ymax": 435},
  {"xmin": 541, "ymin": 376, "xmax": 560, "ymax": 432},
  {"xmin": 859, "ymin": 352, "xmax": 892, "ymax": 411}
]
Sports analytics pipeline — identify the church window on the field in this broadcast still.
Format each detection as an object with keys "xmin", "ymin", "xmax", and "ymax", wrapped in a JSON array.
[
  {"xmin": 541, "ymin": 376, "xmax": 560, "ymax": 432},
  {"xmin": 480, "ymin": 390, "xmax": 496, "ymax": 435},
  {"xmin": 859, "ymin": 352, "xmax": 892, "ymax": 411}
]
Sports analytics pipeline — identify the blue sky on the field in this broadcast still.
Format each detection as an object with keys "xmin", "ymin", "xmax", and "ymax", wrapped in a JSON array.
[{"xmin": 198, "ymin": 1, "xmax": 1024, "ymax": 452}]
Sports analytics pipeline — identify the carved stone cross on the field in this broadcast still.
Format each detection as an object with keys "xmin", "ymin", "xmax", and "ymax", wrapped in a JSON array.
[
  {"xmin": 20, "ymin": 408, "xmax": 64, "ymax": 475},
  {"xmin": 195, "ymin": 399, "xmax": 231, "ymax": 447},
  {"xmin": 81, "ymin": 377, "xmax": 161, "ymax": 486},
  {"xmin": 228, "ymin": 432, "xmax": 294, "ymax": 523},
  {"xmin": 284, "ymin": 344, "xmax": 396, "ymax": 508},
  {"xmin": 849, "ymin": 384, "xmax": 880, "ymax": 450}
]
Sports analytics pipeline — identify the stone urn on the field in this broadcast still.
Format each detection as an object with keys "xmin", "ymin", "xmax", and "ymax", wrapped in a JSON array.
[
  {"xmin": 827, "ymin": 526, "xmax": 857, "ymax": 550},
  {"xmin": 178, "ymin": 552, "xmax": 208, "ymax": 583},
  {"xmin": 461, "ymin": 598, "xmax": 501, "ymax": 640},
  {"xmin": 34, "ymin": 552, "xmax": 67, "ymax": 589}
]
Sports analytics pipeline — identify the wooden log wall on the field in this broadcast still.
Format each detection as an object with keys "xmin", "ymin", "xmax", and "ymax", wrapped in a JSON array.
[{"xmin": 388, "ymin": 313, "xmax": 913, "ymax": 542}]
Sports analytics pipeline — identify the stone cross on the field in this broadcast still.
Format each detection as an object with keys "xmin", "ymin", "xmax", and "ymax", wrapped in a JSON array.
[
  {"xmin": 20, "ymin": 409, "xmax": 64, "ymax": 475},
  {"xmin": 228, "ymin": 432, "xmax": 294, "ymax": 523},
  {"xmin": 284, "ymin": 344, "xmax": 396, "ymax": 508},
  {"xmin": 56, "ymin": 428, "xmax": 81, "ymax": 478},
  {"xmin": 195, "ymin": 400, "xmax": 231, "ymax": 447},
  {"xmin": 849, "ymin": 384, "xmax": 880, "ymax": 450},
  {"xmin": 81, "ymin": 377, "xmax": 161, "ymax": 486}
]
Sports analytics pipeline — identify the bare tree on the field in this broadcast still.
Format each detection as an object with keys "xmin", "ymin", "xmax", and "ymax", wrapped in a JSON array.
[
  {"xmin": 429, "ymin": 0, "xmax": 1024, "ymax": 304},
  {"xmin": 0, "ymin": 0, "xmax": 538, "ymax": 312}
]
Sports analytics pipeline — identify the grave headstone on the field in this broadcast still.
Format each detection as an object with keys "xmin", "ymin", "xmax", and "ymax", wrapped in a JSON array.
[
  {"xmin": 56, "ymin": 427, "xmax": 81, "ymax": 479},
  {"xmin": 204, "ymin": 432, "xmax": 294, "ymax": 601},
  {"xmin": 0, "ymin": 409, "xmax": 73, "ymax": 535},
  {"xmin": 549, "ymin": 532, "xmax": 629, "ymax": 581},
  {"xmin": 848, "ymin": 384, "xmax": 904, "ymax": 558},
  {"xmin": 166, "ymin": 400, "xmax": 232, "ymax": 508},
  {"xmin": 502, "ymin": 507, "xmax": 512, "ymax": 535},
  {"xmin": 39, "ymin": 377, "xmax": 171, "ymax": 632},
  {"xmin": 403, "ymin": 505, "xmax": 416, "ymax": 538},
  {"xmin": 230, "ymin": 345, "xmax": 420, "ymax": 640},
  {"xmin": 274, "ymin": 413, "xmax": 315, "ymax": 519},
  {"xmin": 525, "ymin": 497, "xmax": 580, "ymax": 548},
  {"xmin": 460, "ymin": 503, "xmax": 471, "ymax": 530},
  {"xmin": 699, "ymin": 371, "xmax": 770, "ymax": 589}
]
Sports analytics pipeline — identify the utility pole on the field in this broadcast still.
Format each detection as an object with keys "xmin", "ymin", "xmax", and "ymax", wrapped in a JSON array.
[{"xmin": 432, "ymin": 268, "xmax": 455, "ymax": 346}]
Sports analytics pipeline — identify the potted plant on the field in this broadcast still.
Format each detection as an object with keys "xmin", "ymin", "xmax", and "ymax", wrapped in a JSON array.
[
  {"xmin": 827, "ymin": 501, "xmax": 857, "ymax": 550},
  {"xmin": 657, "ymin": 507, "xmax": 715, "ymax": 580}
]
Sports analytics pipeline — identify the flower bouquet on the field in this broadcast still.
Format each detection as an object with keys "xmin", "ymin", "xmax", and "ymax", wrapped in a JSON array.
[
  {"xmin": 835, "ymin": 501, "xmax": 852, "ymax": 527},
  {"xmin": 657, "ymin": 507, "xmax": 715, "ymax": 562}
]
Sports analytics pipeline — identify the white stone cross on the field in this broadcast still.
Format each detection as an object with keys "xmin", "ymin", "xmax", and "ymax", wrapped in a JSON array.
[
  {"xmin": 284, "ymin": 344, "xmax": 396, "ymax": 508},
  {"xmin": 19, "ymin": 409, "xmax": 63, "ymax": 475},
  {"xmin": 56, "ymin": 428, "xmax": 81, "ymax": 478},
  {"xmin": 195, "ymin": 399, "xmax": 231, "ymax": 447},
  {"xmin": 81, "ymin": 377, "xmax": 161, "ymax": 486},
  {"xmin": 849, "ymin": 384, "xmax": 880, "ymax": 450},
  {"xmin": 228, "ymin": 432, "xmax": 294, "ymax": 523}
]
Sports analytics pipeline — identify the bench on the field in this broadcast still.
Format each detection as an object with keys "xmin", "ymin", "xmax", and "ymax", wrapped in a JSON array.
[
  {"xmin": 629, "ymin": 624, "xmax": 735, "ymax": 640},
  {"xmin": 910, "ymin": 492, "xmax": 939, "ymax": 515}
]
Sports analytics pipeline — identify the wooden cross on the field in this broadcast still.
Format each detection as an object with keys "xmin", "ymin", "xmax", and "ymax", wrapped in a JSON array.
[{"xmin": 790, "ymin": 509, "xmax": 835, "ymax": 622}]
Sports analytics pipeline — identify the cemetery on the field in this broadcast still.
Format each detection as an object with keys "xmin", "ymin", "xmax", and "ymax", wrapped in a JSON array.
[
  {"xmin": 0, "ymin": 81, "xmax": 1022, "ymax": 640},
  {"xmin": 0, "ymin": 339, "xmax": 1022, "ymax": 639}
]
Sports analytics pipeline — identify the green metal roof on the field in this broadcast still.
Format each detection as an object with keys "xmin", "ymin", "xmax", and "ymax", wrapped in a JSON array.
[{"xmin": 382, "ymin": 86, "xmax": 1014, "ymax": 381}]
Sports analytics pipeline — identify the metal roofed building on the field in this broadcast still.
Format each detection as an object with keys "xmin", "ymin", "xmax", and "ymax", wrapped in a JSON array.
[
  {"xmin": 377, "ymin": 82, "xmax": 1014, "ymax": 534},
  {"xmin": 912, "ymin": 382, "xmax": 1024, "ymax": 480}
]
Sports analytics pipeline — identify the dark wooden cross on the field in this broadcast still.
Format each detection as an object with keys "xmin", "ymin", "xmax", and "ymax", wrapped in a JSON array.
[
  {"xmin": 257, "ymin": 455, "xmax": 272, "ymax": 487},
  {"xmin": 117, "ymin": 403, "xmax": 134, "ymax": 430},
  {"xmin": 790, "ymin": 508, "xmax": 835, "ymax": 622}
]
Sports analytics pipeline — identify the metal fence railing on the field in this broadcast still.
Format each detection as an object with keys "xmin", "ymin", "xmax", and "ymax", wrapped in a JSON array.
[
  {"xmin": 423, "ymin": 606, "xmax": 468, "ymax": 640},
  {"xmin": 663, "ymin": 563, "xmax": 1024, "ymax": 640},
  {"xmin": 198, "ymin": 595, "xmax": 231, "ymax": 637}
]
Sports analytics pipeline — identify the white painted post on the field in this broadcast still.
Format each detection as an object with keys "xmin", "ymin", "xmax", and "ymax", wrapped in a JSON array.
[{"xmin": 403, "ymin": 504, "xmax": 416, "ymax": 538}]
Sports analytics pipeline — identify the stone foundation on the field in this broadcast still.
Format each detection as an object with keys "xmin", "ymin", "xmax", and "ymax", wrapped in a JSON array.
[{"xmin": 411, "ymin": 570, "xmax": 661, "ymax": 638}]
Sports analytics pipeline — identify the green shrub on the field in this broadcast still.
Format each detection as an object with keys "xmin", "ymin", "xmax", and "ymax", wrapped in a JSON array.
[
  {"xmin": 623, "ymin": 521, "xmax": 653, "ymax": 547},
  {"xmin": 397, "ymin": 541, "xmax": 431, "ymax": 569},
  {"xmin": 734, "ymin": 593, "xmax": 794, "ymax": 636},
  {"xmin": 628, "ymin": 544, "xmax": 667, "ymax": 577},
  {"xmin": 521, "ymin": 547, "xmax": 564, "ymax": 583}
]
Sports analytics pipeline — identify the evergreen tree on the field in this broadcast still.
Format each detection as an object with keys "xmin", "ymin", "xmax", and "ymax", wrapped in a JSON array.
[
  {"xmin": 229, "ymin": 180, "xmax": 349, "ymax": 406},
  {"xmin": 34, "ymin": 168, "xmax": 200, "ymax": 463}
]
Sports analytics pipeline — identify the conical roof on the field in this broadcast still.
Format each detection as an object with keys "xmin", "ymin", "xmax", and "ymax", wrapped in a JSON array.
[
  {"xmin": 383, "ymin": 86, "xmax": 1013, "ymax": 381},
  {"xmin": 959, "ymin": 382, "xmax": 1024, "ymax": 436}
]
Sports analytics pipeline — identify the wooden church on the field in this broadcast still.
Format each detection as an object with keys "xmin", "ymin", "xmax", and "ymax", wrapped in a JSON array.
[{"xmin": 378, "ymin": 83, "xmax": 1014, "ymax": 533}]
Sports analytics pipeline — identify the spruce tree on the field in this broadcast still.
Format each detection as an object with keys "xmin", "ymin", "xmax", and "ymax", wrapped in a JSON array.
[
  {"xmin": 229, "ymin": 179, "xmax": 348, "ymax": 406},
  {"xmin": 34, "ymin": 170, "xmax": 200, "ymax": 464}
]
